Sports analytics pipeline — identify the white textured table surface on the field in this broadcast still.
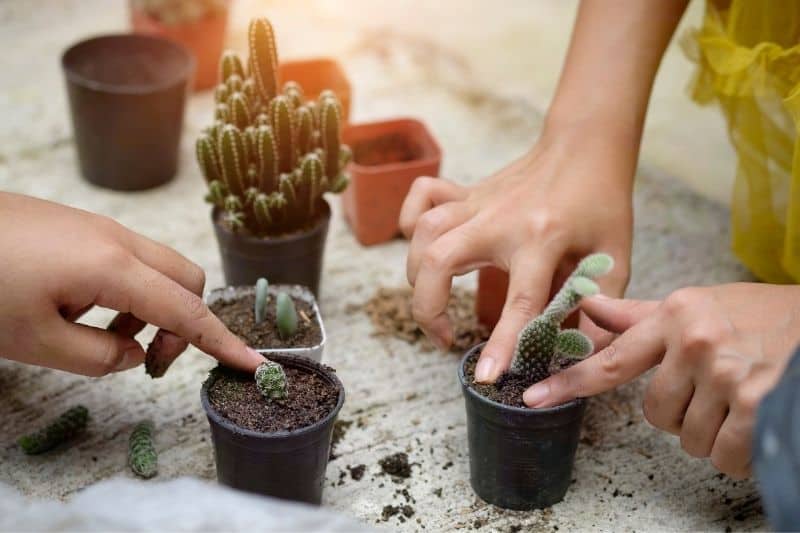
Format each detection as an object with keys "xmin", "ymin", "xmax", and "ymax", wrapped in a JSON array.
[{"xmin": 0, "ymin": 1, "xmax": 764, "ymax": 530}]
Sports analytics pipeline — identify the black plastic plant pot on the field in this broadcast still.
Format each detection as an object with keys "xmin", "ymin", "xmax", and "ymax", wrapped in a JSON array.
[
  {"xmin": 211, "ymin": 200, "xmax": 331, "ymax": 296},
  {"xmin": 200, "ymin": 353, "xmax": 344, "ymax": 504},
  {"xmin": 458, "ymin": 343, "xmax": 586, "ymax": 510},
  {"xmin": 62, "ymin": 34, "xmax": 194, "ymax": 191}
]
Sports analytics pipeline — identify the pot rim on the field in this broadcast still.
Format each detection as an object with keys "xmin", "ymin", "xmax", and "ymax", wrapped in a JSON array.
[
  {"xmin": 205, "ymin": 284, "xmax": 326, "ymax": 356},
  {"xmin": 343, "ymin": 117, "xmax": 442, "ymax": 175},
  {"xmin": 61, "ymin": 33, "xmax": 196, "ymax": 95},
  {"xmin": 200, "ymin": 353, "xmax": 345, "ymax": 440},
  {"xmin": 210, "ymin": 198, "xmax": 331, "ymax": 245},
  {"xmin": 459, "ymin": 342, "xmax": 584, "ymax": 415}
]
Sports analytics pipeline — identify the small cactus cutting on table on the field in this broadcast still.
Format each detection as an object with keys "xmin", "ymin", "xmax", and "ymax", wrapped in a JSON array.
[
  {"xmin": 509, "ymin": 253, "xmax": 615, "ymax": 385},
  {"xmin": 18, "ymin": 405, "xmax": 89, "ymax": 455},
  {"xmin": 128, "ymin": 421, "xmax": 158, "ymax": 479},
  {"xmin": 197, "ymin": 17, "xmax": 350, "ymax": 236}
]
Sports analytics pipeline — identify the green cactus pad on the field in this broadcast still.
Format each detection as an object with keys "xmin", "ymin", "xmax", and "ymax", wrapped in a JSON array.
[
  {"xmin": 255, "ymin": 360, "xmax": 288, "ymax": 401},
  {"xmin": 18, "ymin": 405, "xmax": 89, "ymax": 455},
  {"xmin": 555, "ymin": 329, "xmax": 594, "ymax": 359},
  {"xmin": 128, "ymin": 421, "xmax": 158, "ymax": 479}
]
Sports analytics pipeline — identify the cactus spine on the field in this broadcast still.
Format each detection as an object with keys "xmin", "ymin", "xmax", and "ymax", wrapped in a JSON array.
[
  {"xmin": 196, "ymin": 16, "xmax": 349, "ymax": 237},
  {"xmin": 255, "ymin": 360, "xmax": 288, "ymax": 401},
  {"xmin": 510, "ymin": 253, "xmax": 614, "ymax": 384},
  {"xmin": 128, "ymin": 421, "xmax": 158, "ymax": 479},
  {"xmin": 18, "ymin": 405, "xmax": 89, "ymax": 455}
]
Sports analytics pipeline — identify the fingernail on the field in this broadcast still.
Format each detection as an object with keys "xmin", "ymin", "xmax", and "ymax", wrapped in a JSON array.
[
  {"xmin": 474, "ymin": 357, "xmax": 496, "ymax": 383},
  {"xmin": 593, "ymin": 293, "xmax": 610, "ymax": 300},
  {"xmin": 116, "ymin": 347, "xmax": 140, "ymax": 371},
  {"xmin": 523, "ymin": 382, "xmax": 550, "ymax": 407},
  {"xmin": 247, "ymin": 347, "xmax": 265, "ymax": 365}
]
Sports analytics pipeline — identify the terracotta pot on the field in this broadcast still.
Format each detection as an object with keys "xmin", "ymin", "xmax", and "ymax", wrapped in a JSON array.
[
  {"xmin": 130, "ymin": 2, "xmax": 228, "ymax": 91},
  {"xmin": 62, "ymin": 34, "xmax": 194, "ymax": 191},
  {"xmin": 211, "ymin": 200, "xmax": 331, "ymax": 297},
  {"xmin": 476, "ymin": 267, "xmax": 509, "ymax": 328},
  {"xmin": 459, "ymin": 343, "xmax": 586, "ymax": 510},
  {"xmin": 201, "ymin": 354, "xmax": 345, "ymax": 504},
  {"xmin": 341, "ymin": 118, "xmax": 442, "ymax": 246},
  {"xmin": 278, "ymin": 58, "xmax": 351, "ymax": 121}
]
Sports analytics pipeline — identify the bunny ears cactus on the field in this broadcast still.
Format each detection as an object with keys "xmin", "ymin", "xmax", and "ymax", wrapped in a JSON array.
[
  {"xmin": 197, "ymin": 17, "xmax": 350, "ymax": 236},
  {"xmin": 510, "ymin": 253, "xmax": 614, "ymax": 384}
]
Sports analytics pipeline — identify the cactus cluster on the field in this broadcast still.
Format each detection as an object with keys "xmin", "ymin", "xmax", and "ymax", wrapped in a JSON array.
[
  {"xmin": 18, "ymin": 405, "xmax": 89, "ymax": 455},
  {"xmin": 128, "ymin": 421, "xmax": 158, "ymax": 479},
  {"xmin": 254, "ymin": 277, "xmax": 299, "ymax": 339},
  {"xmin": 197, "ymin": 18, "xmax": 350, "ymax": 236},
  {"xmin": 132, "ymin": 0, "xmax": 227, "ymax": 25},
  {"xmin": 255, "ymin": 360, "xmax": 288, "ymax": 401},
  {"xmin": 510, "ymin": 253, "xmax": 614, "ymax": 384}
]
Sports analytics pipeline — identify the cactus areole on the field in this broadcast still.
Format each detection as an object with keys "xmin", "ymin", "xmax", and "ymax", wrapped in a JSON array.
[
  {"xmin": 198, "ymin": 17, "xmax": 350, "ymax": 237},
  {"xmin": 510, "ymin": 253, "xmax": 614, "ymax": 385}
]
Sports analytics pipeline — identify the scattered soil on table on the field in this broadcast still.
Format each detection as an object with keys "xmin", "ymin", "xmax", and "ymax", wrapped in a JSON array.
[
  {"xmin": 210, "ymin": 292, "xmax": 321, "ymax": 349},
  {"xmin": 329, "ymin": 419, "xmax": 353, "ymax": 460},
  {"xmin": 353, "ymin": 133, "xmax": 421, "ymax": 166},
  {"xmin": 465, "ymin": 350, "xmax": 577, "ymax": 408},
  {"xmin": 359, "ymin": 287, "xmax": 489, "ymax": 353},
  {"xmin": 379, "ymin": 452, "xmax": 412, "ymax": 478},
  {"xmin": 347, "ymin": 464, "xmax": 366, "ymax": 481},
  {"xmin": 381, "ymin": 504, "xmax": 415, "ymax": 522},
  {"xmin": 207, "ymin": 366, "xmax": 337, "ymax": 433}
]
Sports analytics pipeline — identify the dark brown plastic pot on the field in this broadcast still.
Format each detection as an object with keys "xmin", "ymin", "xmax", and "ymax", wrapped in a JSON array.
[
  {"xmin": 459, "ymin": 343, "xmax": 586, "ymax": 510},
  {"xmin": 278, "ymin": 58, "xmax": 352, "ymax": 121},
  {"xmin": 129, "ymin": 1, "xmax": 229, "ymax": 91},
  {"xmin": 62, "ymin": 34, "xmax": 194, "ymax": 191},
  {"xmin": 211, "ymin": 200, "xmax": 330, "ymax": 296},
  {"xmin": 476, "ymin": 267, "xmax": 509, "ymax": 328},
  {"xmin": 342, "ymin": 118, "xmax": 442, "ymax": 246},
  {"xmin": 201, "ymin": 353, "xmax": 344, "ymax": 504}
]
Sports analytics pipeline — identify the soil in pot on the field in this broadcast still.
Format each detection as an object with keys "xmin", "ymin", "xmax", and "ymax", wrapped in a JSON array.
[
  {"xmin": 207, "ymin": 366, "xmax": 337, "ymax": 432},
  {"xmin": 352, "ymin": 133, "xmax": 422, "ymax": 166},
  {"xmin": 209, "ymin": 292, "xmax": 322, "ymax": 349}
]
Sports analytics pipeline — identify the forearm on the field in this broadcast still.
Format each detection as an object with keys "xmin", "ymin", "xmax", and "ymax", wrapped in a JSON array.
[{"xmin": 545, "ymin": 0, "xmax": 689, "ymax": 159}]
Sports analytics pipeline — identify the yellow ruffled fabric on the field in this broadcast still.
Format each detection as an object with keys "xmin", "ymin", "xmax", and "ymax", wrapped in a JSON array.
[{"xmin": 684, "ymin": 0, "xmax": 800, "ymax": 283}]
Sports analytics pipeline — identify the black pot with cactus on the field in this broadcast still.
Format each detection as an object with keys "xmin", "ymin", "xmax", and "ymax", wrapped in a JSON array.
[
  {"xmin": 196, "ymin": 17, "xmax": 350, "ymax": 295},
  {"xmin": 459, "ymin": 253, "xmax": 614, "ymax": 510},
  {"xmin": 201, "ymin": 353, "xmax": 344, "ymax": 504}
]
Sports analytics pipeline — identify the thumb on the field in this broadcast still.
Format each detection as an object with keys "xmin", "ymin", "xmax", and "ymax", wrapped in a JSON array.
[{"xmin": 580, "ymin": 295, "xmax": 660, "ymax": 334}]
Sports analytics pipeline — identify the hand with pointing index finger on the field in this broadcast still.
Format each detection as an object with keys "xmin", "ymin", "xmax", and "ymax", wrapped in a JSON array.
[
  {"xmin": 0, "ymin": 192, "xmax": 263, "ymax": 377},
  {"xmin": 524, "ymin": 283, "xmax": 800, "ymax": 479}
]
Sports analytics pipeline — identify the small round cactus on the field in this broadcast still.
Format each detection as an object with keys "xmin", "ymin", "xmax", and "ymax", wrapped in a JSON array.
[
  {"xmin": 255, "ymin": 360, "xmax": 288, "ymax": 401},
  {"xmin": 510, "ymin": 253, "xmax": 614, "ymax": 384}
]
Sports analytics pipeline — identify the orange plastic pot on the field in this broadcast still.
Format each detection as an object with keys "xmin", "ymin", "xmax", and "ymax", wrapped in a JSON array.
[
  {"xmin": 342, "ymin": 118, "xmax": 442, "ymax": 246},
  {"xmin": 278, "ymin": 58, "xmax": 351, "ymax": 121},
  {"xmin": 129, "ymin": 2, "xmax": 228, "ymax": 91},
  {"xmin": 476, "ymin": 267, "xmax": 509, "ymax": 328}
]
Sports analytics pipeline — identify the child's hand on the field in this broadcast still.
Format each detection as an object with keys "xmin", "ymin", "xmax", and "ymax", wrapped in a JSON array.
[
  {"xmin": 400, "ymin": 127, "xmax": 635, "ymax": 382},
  {"xmin": 525, "ymin": 284, "xmax": 800, "ymax": 479},
  {"xmin": 0, "ymin": 192, "xmax": 263, "ymax": 377}
]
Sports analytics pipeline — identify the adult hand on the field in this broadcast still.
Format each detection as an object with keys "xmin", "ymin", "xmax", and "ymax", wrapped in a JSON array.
[
  {"xmin": 0, "ymin": 192, "xmax": 262, "ymax": 377},
  {"xmin": 399, "ymin": 127, "xmax": 634, "ymax": 382},
  {"xmin": 524, "ymin": 283, "xmax": 800, "ymax": 478}
]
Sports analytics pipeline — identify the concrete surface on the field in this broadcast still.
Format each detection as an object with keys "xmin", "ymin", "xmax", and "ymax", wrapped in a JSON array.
[{"xmin": 0, "ymin": 0, "xmax": 764, "ymax": 531}]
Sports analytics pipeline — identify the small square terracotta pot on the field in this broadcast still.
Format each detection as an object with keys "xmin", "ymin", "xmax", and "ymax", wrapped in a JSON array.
[
  {"xmin": 278, "ymin": 58, "xmax": 351, "ymax": 121},
  {"xmin": 342, "ymin": 118, "xmax": 442, "ymax": 246},
  {"xmin": 129, "ymin": 2, "xmax": 228, "ymax": 91},
  {"xmin": 476, "ymin": 267, "xmax": 509, "ymax": 328}
]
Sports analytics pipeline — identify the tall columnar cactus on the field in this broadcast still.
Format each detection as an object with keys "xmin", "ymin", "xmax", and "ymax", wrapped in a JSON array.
[
  {"xmin": 18, "ymin": 405, "xmax": 89, "ymax": 455},
  {"xmin": 196, "ymin": 16, "xmax": 350, "ymax": 237},
  {"xmin": 255, "ymin": 360, "xmax": 288, "ymax": 401},
  {"xmin": 276, "ymin": 291, "xmax": 298, "ymax": 339},
  {"xmin": 254, "ymin": 277, "xmax": 269, "ymax": 324},
  {"xmin": 128, "ymin": 421, "xmax": 158, "ymax": 479},
  {"xmin": 510, "ymin": 253, "xmax": 614, "ymax": 384}
]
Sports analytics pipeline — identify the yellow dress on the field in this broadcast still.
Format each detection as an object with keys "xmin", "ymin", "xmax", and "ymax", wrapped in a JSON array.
[{"xmin": 685, "ymin": 0, "xmax": 800, "ymax": 283}]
